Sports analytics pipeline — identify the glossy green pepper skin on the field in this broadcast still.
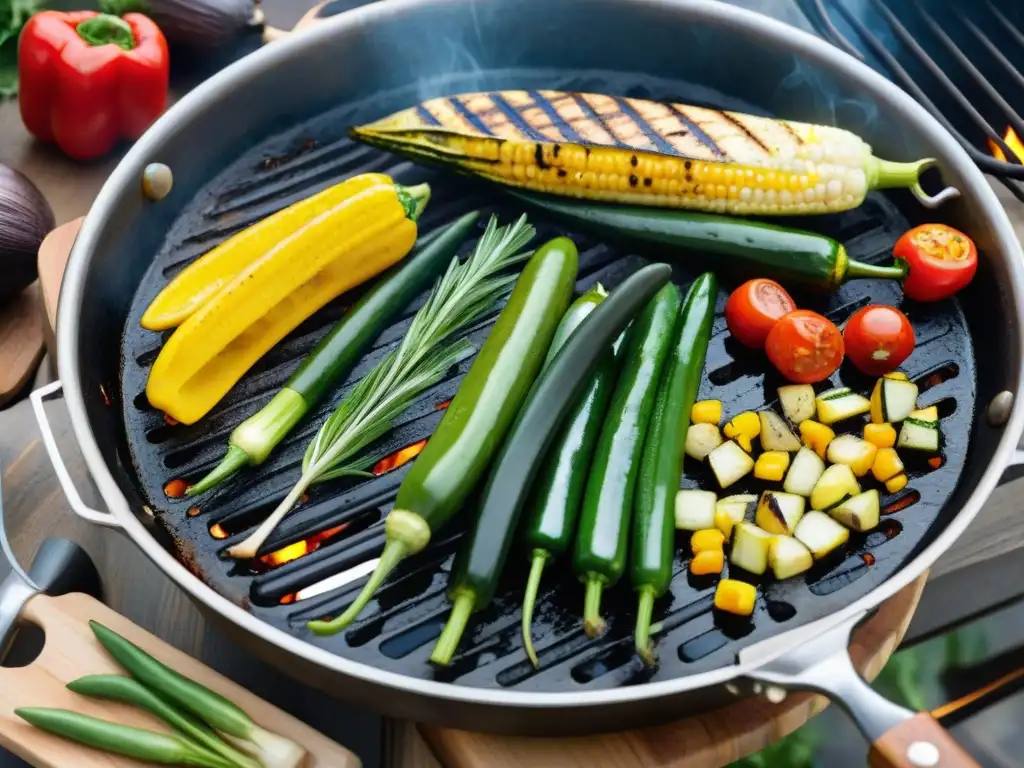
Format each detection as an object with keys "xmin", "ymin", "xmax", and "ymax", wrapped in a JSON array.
[
  {"xmin": 632, "ymin": 272, "xmax": 717, "ymax": 665},
  {"xmin": 572, "ymin": 280, "xmax": 681, "ymax": 637},
  {"xmin": 519, "ymin": 285, "xmax": 617, "ymax": 666},
  {"xmin": 509, "ymin": 191, "xmax": 907, "ymax": 289},
  {"xmin": 429, "ymin": 264, "xmax": 674, "ymax": 666}
]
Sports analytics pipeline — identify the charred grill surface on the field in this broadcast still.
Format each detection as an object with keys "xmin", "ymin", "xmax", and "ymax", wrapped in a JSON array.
[{"xmin": 119, "ymin": 74, "xmax": 976, "ymax": 691}]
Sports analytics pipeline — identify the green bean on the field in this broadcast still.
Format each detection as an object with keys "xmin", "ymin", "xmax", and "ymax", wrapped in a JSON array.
[
  {"xmin": 88, "ymin": 622, "xmax": 305, "ymax": 768},
  {"xmin": 67, "ymin": 675, "xmax": 259, "ymax": 768},
  {"xmin": 14, "ymin": 708, "xmax": 235, "ymax": 767}
]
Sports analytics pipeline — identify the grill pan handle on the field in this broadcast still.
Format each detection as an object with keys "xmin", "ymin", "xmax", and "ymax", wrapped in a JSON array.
[
  {"xmin": 29, "ymin": 381, "xmax": 121, "ymax": 529},
  {"xmin": 746, "ymin": 612, "xmax": 980, "ymax": 767}
]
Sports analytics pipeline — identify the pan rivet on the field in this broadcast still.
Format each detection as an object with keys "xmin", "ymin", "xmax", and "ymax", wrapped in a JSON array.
[
  {"xmin": 725, "ymin": 683, "xmax": 741, "ymax": 696},
  {"xmin": 765, "ymin": 686, "xmax": 787, "ymax": 704},
  {"xmin": 987, "ymin": 391, "xmax": 1014, "ymax": 427},
  {"xmin": 906, "ymin": 741, "xmax": 939, "ymax": 767},
  {"xmin": 142, "ymin": 163, "xmax": 174, "ymax": 201},
  {"xmin": 751, "ymin": 683, "xmax": 763, "ymax": 695}
]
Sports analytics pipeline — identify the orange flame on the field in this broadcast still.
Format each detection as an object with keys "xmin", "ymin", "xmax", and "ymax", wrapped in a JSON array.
[
  {"xmin": 372, "ymin": 439, "xmax": 428, "ymax": 475},
  {"xmin": 210, "ymin": 523, "xmax": 228, "ymax": 539},
  {"xmin": 258, "ymin": 524, "xmax": 348, "ymax": 568},
  {"xmin": 988, "ymin": 126, "xmax": 1024, "ymax": 163},
  {"xmin": 164, "ymin": 478, "xmax": 191, "ymax": 498}
]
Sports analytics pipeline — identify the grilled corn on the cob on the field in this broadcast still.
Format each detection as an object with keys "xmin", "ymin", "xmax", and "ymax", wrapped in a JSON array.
[{"xmin": 352, "ymin": 90, "xmax": 956, "ymax": 215}]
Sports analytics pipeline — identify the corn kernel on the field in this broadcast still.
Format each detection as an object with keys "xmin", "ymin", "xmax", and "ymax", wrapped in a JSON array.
[
  {"xmin": 714, "ymin": 579, "xmax": 757, "ymax": 616},
  {"xmin": 864, "ymin": 423, "xmax": 897, "ymax": 450},
  {"xmin": 885, "ymin": 473, "xmax": 909, "ymax": 493},
  {"xmin": 691, "ymin": 529, "xmax": 726, "ymax": 554},
  {"xmin": 872, "ymin": 448, "xmax": 904, "ymax": 483},
  {"xmin": 724, "ymin": 412, "xmax": 760, "ymax": 453},
  {"xmin": 691, "ymin": 550, "xmax": 725, "ymax": 576},
  {"xmin": 754, "ymin": 451, "xmax": 791, "ymax": 482},
  {"xmin": 691, "ymin": 400, "xmax": 722, "ymax": 425},
  {"xmin": 799, "ymin": 420, "xmax": 835, "ymax": 459}
]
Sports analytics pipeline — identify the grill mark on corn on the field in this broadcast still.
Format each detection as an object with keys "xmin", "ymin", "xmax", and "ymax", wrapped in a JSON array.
[
  {"xmin": 615, "ymin": 97, "xmax": 677, "ymax": 155},
  {"xmin": 569, "ymin": 93, "xmax": 627, "ymax": 147},
  {"xmin": 775, "ymin": 118, "xmax": 804, "ymax": 144},
  {"xmin": 415, "ymin": 104, "xmax": 442, "ymax": 127},
  {"xmin": 666, "ymin": 104, "xmax": 725, "ymax": 158},
  {"xmin": 446, "ymin": 96, "xmax": 491, "ymax": 134},
  {"xmin": 528, "ymin": 90, "xmax": 583, "ymax": 143},
  {"xmin": 718, "ymin": 111, "xmax": 771, "ymax": 154},
  {"xmin": 488, "ymin": 92, "xmax": 546, "ymax": 142}
]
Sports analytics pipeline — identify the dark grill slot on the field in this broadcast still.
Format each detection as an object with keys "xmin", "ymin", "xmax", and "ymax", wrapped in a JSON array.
[
  {"xmin": 804, "ymin": 0, "xmax": 1024, "ymax": 198},
  {"xmin": 121, "ymin": 71, "xmax": 977, "ymax": 692}
]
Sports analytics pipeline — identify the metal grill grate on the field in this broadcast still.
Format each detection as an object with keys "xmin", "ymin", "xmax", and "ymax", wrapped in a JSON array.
[
  {"xmin": 801, "ymin": 0, "xmax": 1024, "ymax": 198},
  {"xmin": 119, "ymin": 72, "xmax": 976, "ymax": 691}
]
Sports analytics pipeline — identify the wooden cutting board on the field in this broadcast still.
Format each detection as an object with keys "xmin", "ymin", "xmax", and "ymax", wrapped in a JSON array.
[{"xmin": 0, "ymin": 592, "xmax": 360, "ymax": 768}]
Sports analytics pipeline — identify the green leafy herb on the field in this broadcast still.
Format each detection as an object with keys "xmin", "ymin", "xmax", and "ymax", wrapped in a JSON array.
[
  {"xmin": 226, "ymin": 214, "xmax": 536, "ymax": 560},
  {"xmin": 0, "ymin": 0, "xmax": 44, "ymax": 97}
]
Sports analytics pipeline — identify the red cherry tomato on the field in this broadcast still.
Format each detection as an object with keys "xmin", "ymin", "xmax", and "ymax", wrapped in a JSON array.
[
  {"xmin": 894, "ymin": 224, "xmax": 977, "ymax": 302},
  {"xmin": 766, "ymin": 310, "xmax": 844, "ymax": 384},
  {"xmin": 725, "ymin": 278, "xmax": 797, "ymax": 348},
  {"xmin": 842, "ymin": 305, "xmax": 915, "ymax": 376}
]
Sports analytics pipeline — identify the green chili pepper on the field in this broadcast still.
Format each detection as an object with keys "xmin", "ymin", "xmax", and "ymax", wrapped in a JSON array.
[
  {"xmin": 509, "ymin": 191, "xmax": 907, "ymax": 290},
  {"xmin": 15, "ymin": 708, "xmax": 235, "ymax": 768},
  {"xmin": 632, "ymin": 272, "xmax": 717, "ymax": 665},
  {"xmin": 572, "ymin": 281, "xmax": 681, "ymax": 637},
  {"xmin": 430, "ymin": 264, "xmax": 674, "ymax": 665}
]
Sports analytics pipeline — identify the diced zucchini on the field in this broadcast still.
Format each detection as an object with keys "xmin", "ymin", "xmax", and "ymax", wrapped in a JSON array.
[
  {"xmin": 685, "ymin": 422, "xmax": 723, "ymax": 461},
  {"xmin": 674, "ymin": 490, "xmax": 718, "ymax": 531},
  {"xmin": 730, "ymin": 523, "xmax": 773, "ymax": 575},
  {"xmin": 794, "ymin": 510, "xmax": 850, "ymax": 559},
  {"xmin": 810, "ymin": 463, "xmax": 860, "ymax": 511},
  {"xmin": 870, "ymin": 377, "xmax": 919, "ymax": 424},
  {"xmin": 783, "ymin": 446, "xmax": 826, "ymax": 497},
  {"xmin": 707, "ymin": 440, "xmax": 755, "ymax": 489},
  {"xmin": 759, "ymin": 411, "xmax": 802, "ymax": 452},
  {"xmin": 815, "ymin": 387, "xmax": 870, "ymax": 425},
  {"xmin": 829, "ymin": 489, "xmax": 881, "ymax": 532},
  {"xmin": 768, "ymin": 535, "xmax": 814, "ymax": 580},
  {"xmin": 778, "ymin": 384, "xmax": 815, "ymax": 424},
  {"xmin": 755, "ymin": 490, "xmax": 806, "ymax": 535},
  {"xmin": 826, "ymin": 434, "xmax": 878, "ymax": 477},
  {"xmin": 714, "ymin": 494, "xmax": 757, "ymax": 537},
  {"xmin": 897, "ymin": 407, "xmax": 940, "ymax": 453}
]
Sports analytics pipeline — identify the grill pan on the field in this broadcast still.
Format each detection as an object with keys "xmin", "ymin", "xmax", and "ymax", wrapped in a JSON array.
[{"xmin": 31, "ymin": 0, "xmax": 1024, "ymax": 759}]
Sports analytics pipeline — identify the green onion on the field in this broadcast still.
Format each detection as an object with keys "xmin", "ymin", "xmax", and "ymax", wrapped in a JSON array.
[
  {"xmin": 67, "ymin": 675, "xmax": 259, "ymax": 768},
  {"xmin": 225, "ymin": 214, "xmax": 536, "ymax": 560},
  {"xmin": 15, "ymin": 708, "xmax": 236, "ymax": 768},
  {"xmin": 89, "ymin": 622, "xmax": 306, "ymax": 768}
]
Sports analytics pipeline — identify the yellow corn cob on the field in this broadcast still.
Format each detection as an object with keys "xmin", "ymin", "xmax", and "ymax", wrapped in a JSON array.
[
  {"xmin": 352, "ymin": 90, "xmax": 944, "ymax": 215},
  {"xmin": 142, "ymin": 173, "xmax": 427, "ymax": 330},
  {"xmin": 146, "ymin": 176, "xmax": 427, "ymax": 424}
]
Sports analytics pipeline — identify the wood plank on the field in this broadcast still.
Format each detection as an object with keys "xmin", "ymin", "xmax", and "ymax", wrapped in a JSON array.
[
  {"xmin": 0, "ymin": 284, "xmax": 44, "ymax": 406},
  {"xmin": 0, "ymin": 592, "xmax": 359, "ymax": 768}
]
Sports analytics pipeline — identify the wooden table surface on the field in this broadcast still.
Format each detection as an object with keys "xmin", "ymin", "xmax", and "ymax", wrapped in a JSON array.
[{"xmin": 2, "ymin": 3, "xmax": 1024, "ymax": 767}]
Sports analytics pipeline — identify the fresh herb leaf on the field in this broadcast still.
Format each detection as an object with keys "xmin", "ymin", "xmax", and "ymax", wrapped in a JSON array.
[{"xmin": 0, "ymin": 0, "xmax": 45, "ymax": 97}]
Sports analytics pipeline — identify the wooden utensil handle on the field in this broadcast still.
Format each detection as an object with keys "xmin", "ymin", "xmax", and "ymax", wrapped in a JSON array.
[{"xmin": 869, "ymin": 713, "xmax": 979, "ymax": 768}]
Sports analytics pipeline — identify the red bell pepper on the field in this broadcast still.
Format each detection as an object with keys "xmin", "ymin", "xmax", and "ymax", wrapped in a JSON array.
[{"xmin": 18, "ymin": 12, "xmax": 169, "ymax": 161}]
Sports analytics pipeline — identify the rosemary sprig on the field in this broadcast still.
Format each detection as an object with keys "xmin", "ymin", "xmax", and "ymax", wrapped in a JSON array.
[{"xmin": 227, "ymin": 214, "xmax": 536, "ymax": 559}]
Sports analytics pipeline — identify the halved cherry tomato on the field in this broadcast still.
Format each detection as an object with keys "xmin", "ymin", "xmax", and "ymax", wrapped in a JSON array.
[
  {"xmin": 766, "ymin": 310, "xmax": 844, "ymax": 384},
  {"xmin": 894, "ymin": 224, "xmax": 977, "ymax": 302},
  {"xmin": 843, "ymin": 305, "xmax": 915, "ymax": 376},
  {"xmin": 725, "ymin": 278, "xmax": 797, "ymax": 348}
]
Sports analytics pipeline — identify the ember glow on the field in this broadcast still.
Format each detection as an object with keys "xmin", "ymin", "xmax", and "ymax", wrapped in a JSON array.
[
  {"xmin": 164, "ymin": 478, "xmax": 191, "ymax": 498},
  {"xmin": 257, "ymin": 524, "xmax": 348, "ymax": 568},
  {"xmin": 209, "ymin": 523, "xmax": 228, "ymax": 539},
  {"xmin": 988, "ymin": 126, "xmax": 1024, "ymax": 163},
  {"xmin": 435, "ymin": 399, "xmax": 452, "ymax": 411},
  {"xmin": 372, "ymin": 438, "xmax": 428, "ymax": 475}
]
